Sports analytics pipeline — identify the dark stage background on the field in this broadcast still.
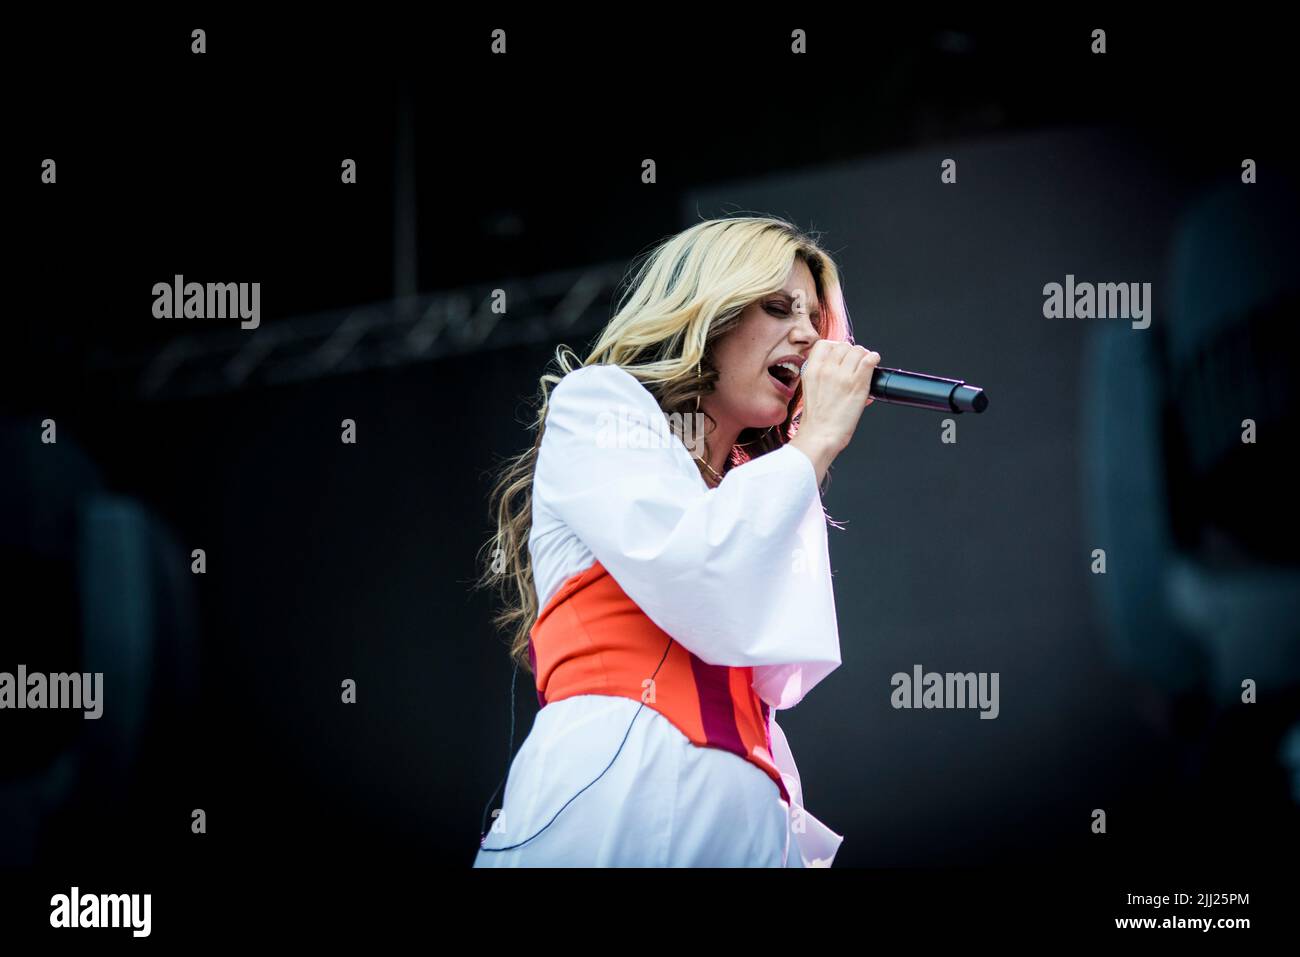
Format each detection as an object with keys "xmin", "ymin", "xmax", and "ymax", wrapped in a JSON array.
[{"xmin": 3, "ymin": 14, "xmax": 1297, "ymax": 939}]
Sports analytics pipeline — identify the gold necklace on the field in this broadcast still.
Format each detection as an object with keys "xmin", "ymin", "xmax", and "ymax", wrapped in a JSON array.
[{"xmin": 694, "ymin": 454, "xmax": 723, "ymax": 485}]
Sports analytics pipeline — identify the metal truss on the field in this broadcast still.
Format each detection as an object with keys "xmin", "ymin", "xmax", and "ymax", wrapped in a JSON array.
[{"xmin": 85, "ymin": 262, "xmax": 626, "ymax": 400}]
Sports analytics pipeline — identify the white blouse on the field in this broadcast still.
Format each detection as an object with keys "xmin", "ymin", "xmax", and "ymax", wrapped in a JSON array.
[{"xmin": 474, "ymin": 363, "xmax": 845, "ymax": 867}]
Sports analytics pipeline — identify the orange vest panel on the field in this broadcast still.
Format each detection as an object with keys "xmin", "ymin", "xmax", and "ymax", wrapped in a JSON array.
[{"xmin": 528, "ymin": 560, "xmax": 790, "ymax": 804}]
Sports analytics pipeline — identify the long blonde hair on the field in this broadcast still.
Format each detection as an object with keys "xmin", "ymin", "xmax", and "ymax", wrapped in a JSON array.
[{"xmin": 475, "ymin": 215, "xmax": 854, "ymax": 672}]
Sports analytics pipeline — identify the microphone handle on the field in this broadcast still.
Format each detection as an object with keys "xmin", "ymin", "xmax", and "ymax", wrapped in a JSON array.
[{"xmin": 870, "ymin": 367, "xmax": 989, "ymax": 414}]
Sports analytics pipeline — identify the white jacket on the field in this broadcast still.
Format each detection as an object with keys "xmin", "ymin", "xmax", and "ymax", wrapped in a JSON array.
[{"xmin": 474, "ymin": 363, "xmax": 845, "ymax": 867}]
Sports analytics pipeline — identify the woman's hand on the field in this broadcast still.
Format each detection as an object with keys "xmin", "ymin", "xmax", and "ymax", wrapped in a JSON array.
[{"xmin": 789, "ymin": 339, "xmax": 880, "ymax": 484}]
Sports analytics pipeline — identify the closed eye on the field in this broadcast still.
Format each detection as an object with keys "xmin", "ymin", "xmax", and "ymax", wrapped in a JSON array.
[{"xmin": 767, "ymin": 302, "xmax": 822, "ymax": 322}]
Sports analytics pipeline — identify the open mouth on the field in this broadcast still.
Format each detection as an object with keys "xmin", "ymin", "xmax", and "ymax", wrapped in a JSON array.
[{"xmin": 767, "ymin": 363, "xmax": 799, "ymax": 391}]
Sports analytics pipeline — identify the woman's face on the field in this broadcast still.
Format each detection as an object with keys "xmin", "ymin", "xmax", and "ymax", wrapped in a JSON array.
[{"xmin": 705, "ymin": 258, "xmax": 822, "ymax": 435}]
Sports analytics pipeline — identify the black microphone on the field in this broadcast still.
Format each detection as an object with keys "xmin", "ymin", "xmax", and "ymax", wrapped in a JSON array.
[{"xmin": 801, "ymin": 363, "xmax": 989, "ymax": 413}]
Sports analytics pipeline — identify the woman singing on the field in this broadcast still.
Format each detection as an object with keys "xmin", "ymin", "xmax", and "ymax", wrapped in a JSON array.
[{"xmin": 473, "ymin": 215, "xmax": 879, "ymax": 867}]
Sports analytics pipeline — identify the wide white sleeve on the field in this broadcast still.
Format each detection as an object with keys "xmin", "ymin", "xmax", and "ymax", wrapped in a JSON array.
[{"xmin": 533, "ymin": 363, "xmax": 842, "ymax": 709}]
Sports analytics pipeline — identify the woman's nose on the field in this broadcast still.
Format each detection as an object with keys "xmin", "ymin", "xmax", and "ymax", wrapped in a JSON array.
[{"xmin": 791, "ymin": 310, "xmax": 819, "ymax": 343}]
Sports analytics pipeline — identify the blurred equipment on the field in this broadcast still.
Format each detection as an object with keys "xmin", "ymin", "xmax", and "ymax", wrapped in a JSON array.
[
  {"xmin": 1083, "ymin": 177, "xmax": 1300, "ymax": 804},
  {"xmin": 0, "ymin": 421, "xmax": 199, "ymax": 867}
]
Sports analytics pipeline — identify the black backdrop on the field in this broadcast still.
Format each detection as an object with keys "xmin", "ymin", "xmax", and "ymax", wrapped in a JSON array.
[{"xmin": 4, "ymin": 12, "xmax": 1296, "ymax": 942}]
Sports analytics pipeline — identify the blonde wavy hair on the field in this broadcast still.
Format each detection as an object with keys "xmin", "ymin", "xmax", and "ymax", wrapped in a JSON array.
[{"xmin": 475, "ymin": 215, "xmax": 854, "ymax": 672}]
